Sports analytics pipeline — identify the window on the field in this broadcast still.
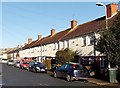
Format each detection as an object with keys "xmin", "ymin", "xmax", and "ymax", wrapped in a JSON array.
[
  {"xmin": 30, "ymin": 48, "xmax": 33, "ymax": 53},
  {"xmin": 61, "ymin": 41, "xmax": 64, "ymax": 49},
  {"xmin": 63, "ymin": 40, "xmax": 69, "ymax": 48},
  {"xmin": 44, "ymin": 45, "xmax": 47, "ymax": 51},
  {"xmin": 55, "ymin": 42, "xmax": 59, "ymax": 50},
  {"xmin": 39, "ymin": 46, "xmax": 42, "ymax": 52},
  {"xmin": 60, "ymin": 64, "xmax": 67, "ymax": 70},
  {"xmin": 37, "ymin": 47, "xmax": 40, "ymax": 52},
  {"xmin": 83, "ymin": 37, "xmax": 86, "ymax": 46},
  {"xmin": 41, "ymin": 46, "xmax": 44, "ymax": 51},
  {"xmin": 34, "ymin": 47, "xmax": 37, "ymax": 52},
  {"xmin": 53, "ymin": 43, "xmax": 55, "ymax": 50},
  {"xmin": 54, "ymin": 42, "xmax": 59, "ymax": 50},
  {"xmin": 82, "ymin": 37, "xmax": 86, "ymax": 46},
  {"xmin": 89, "ymin": 35, "xmax": 94, "ymax": 45},
  {"xmin": 100, "ymin": 57, "xmax": 105, "ymax": 67},
  {"xmin": 82, "ymin": 58, "xmax": 89, "ymax": 65}
]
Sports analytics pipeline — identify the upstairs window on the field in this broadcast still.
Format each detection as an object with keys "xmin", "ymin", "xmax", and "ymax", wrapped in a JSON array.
[
  {"xmin": 37, "ymin": 46, "xmax": 40, "ymax": 52},
  {"xmin": 53, "ymin": 42, "xmax": 59, "ymax": 50},
  {"xmin": 89, "ymin": 35, "xmax": 95, "ymax": 45},
  {"xmin": 81, "ymin": 37, "xmax": 86, "ymax": 46},
  {"xmin": 63, "ymin": 40, "xmax": 69, "ymax": 49},
  {"xmin": 44, "ymin": 45, "xmax": 47, "ymax": 51},
  {"xmin": 55, "ymin": 42, "xmax": 59, "ymax": 50},
  {"xmin": 53, "ymin": 43, "xmax": 55, "ymax": 50},
  {"xmin": 41, "ymin": 46, "xmax": 44, "ymax": 51},
  {"xmin": 61, "ymin": 41, "xmax": 64, "ymax": 49}
]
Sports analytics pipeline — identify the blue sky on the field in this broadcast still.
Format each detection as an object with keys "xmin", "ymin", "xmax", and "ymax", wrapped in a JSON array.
[{"xmin": 2, "ymin": 2, "xmax": 118, "ymax": 48}]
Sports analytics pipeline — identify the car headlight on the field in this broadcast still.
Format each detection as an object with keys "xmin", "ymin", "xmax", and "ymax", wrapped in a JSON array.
[{"xmin": 36, "ymin": 67, "xmax": 40, "ymax": 70}]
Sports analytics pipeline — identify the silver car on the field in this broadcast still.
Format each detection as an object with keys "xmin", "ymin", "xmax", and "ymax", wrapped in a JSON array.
[{"xmin": 7, "ymin": 60, "xmax": 14, "ymax": 66}]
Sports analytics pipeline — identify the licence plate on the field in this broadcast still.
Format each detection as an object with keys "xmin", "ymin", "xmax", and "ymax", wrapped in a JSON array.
[{"xmin": 41, "ymin": 69, "xmax": 45, "ymax": 71}]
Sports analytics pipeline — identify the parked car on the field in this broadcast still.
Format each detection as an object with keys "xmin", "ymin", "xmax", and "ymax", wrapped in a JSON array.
[
  {"xmin": 54, "ymin": 62, "xmax": 89, "ymax": 82},
  {"xmin": 14, "ymin": 60, "xmax": 20, "ymax": 68},
  {"xmin": 28, "ymin": 61, "xmax": 47, "ymax": 73},
  {"xmin": 1, "ymin": 59, "xmax": 8, "ymax": 64},
  {"xmin": 7, "ymin": 60, "xmax": 14, "ymax": 66},
  {"xmin": 20, "ymin": 60, "xmax": 30, "ymax": 70}
]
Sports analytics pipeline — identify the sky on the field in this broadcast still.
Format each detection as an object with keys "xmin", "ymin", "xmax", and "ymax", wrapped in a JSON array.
[{"xmin": 1, "ymin": 1, "xmax": 119, "ymax": 48}]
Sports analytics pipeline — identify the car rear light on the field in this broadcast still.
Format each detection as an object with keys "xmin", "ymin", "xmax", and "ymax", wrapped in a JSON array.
[{"xmin": 72, "ymin": 65, "xmax": 76, "ymax": 69}]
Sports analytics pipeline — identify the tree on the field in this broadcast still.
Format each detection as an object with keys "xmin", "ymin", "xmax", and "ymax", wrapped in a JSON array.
[
  {"xmin": 71, "ymin": 50, "xmax": 82, "ymax": 63},
  {"xmin": 55, "ymin": 48, "xmax": 82, "ymax": 64},
  {"xmin": 95, "ymin": 12, "xmax": 120, "ymax": 67},
  {"xmin": 55, "ymin": 48, "xmax": 75, "ymax": 64}
]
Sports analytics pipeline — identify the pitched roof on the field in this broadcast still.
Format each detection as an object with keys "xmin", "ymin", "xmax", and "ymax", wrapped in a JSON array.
[
  {"xmin": 22, "ymin": 40, "xmax": 38, "ymax": 50},
  {"xmin": 32, "ymin": 36, "xmax": 50, "ymax": 47},
  {"xmin": 5, "ymin": 47, "xmax": 19, "ymax": 54},
  {"xmin": 61, "ymin": 16, "xmax": 106, "ymax": 40},
  {"xmin": 22, "ymin": 14, "xmax": 118, "ymax": 49},
  {"xmin": 32, "ymin": 28, "xmax": 71, "ymax": 47},
  {"xmin": 43, "ymin": 28, "xmax": 71, "ymax": 44}
]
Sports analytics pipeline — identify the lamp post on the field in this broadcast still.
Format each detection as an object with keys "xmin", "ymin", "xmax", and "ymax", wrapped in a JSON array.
[
  {"xmin": 96, "ymin": 2, "xmax": 110, "ymax": 69},
  {"xmin": 96, "ymin": 2, "xmax": 108, "ymax": 29}
]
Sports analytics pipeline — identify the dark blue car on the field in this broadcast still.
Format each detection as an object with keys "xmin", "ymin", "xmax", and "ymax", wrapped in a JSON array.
[
  {"xmin": 54, "ymin": 63, "xmax": 89, "ymax": 81},
  {"xmin": 28, "ymin": 61, "xmax": 47, "ymax": 73}
]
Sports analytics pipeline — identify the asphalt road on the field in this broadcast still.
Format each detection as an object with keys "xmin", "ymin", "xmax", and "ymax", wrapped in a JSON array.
[{"xmin": 1, "ymin": 63, "xmax": 110, "ymax": 88}]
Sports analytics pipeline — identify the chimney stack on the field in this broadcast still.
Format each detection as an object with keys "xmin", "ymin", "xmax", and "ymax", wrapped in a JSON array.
[
  {"xmin": 106, "ymin": 3, "xmax": 118, "ymax": 18},
  {"xmin": 51, "ymin": 29, "xmax": 56, "ymax": 36},
  {"xmin": 38, "ymin": 35, "xmax": 42, "ymax": 40},
  {"xmin": 71, "ymin": 20, "xmax": 77, "ymax": 29},
  {"xmin": 28, "ymin": 38, "xmax": 32, "ymax": 44}
]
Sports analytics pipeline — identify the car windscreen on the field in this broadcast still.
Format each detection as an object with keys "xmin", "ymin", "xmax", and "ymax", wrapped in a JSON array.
[
  {"xmin": 9, "ymin": 60, "xmax": 14, "ymax": 62},
  {"xmin": 23, "ymin": 62, "xmax": 29, "ymax": 64},
  {"xmin": 35, "ymin": 62, "xmax": 45, "ymax": 67}
]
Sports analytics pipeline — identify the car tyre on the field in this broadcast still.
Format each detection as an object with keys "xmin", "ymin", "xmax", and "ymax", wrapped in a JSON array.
[
  {"xmin": 66, "ymin": 74, "xmax": 72, "ymax": 82},
  {"xmin": 28, "ymin": 68, "xmax": 30, "ymax": 71},
  {"xmin": 20, "ymin": 66, "xmax": 22, "ymax": 69}
]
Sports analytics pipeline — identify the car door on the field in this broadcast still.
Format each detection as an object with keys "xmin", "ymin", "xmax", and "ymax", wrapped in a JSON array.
[
  {"xmin": 59, "ymin": 64, "xmax": 68, "ymax": 78},
  {"xmin": 31, "ymin": 62, "xmax": 35, "ymax": 71},
  {"xmin": 56, "ymin": 64, "xmax": 66, "ymax": 77},
  {"xmin": 29, "ymin": 62, "xmax": 34, "ymax": 71},
  {"xmin": 61, "ymin": 64, "xmax": 69, "ymax": 78}
]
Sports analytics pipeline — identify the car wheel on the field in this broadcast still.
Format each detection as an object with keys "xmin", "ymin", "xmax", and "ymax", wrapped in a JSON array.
[
  {"xmin": 54, "ymin": 72, "xmax": 57, "ymax": 78},
  {"xmin": 22, "ymin": 67, "xmax": 24, "ymax": 69},
  {"xmin": 28, "ymin": 68, "xmax": 30, "ymax": 71},
  {"xmin": 66, "ymin": 74, "xmax": 72, "ymax": 82}
]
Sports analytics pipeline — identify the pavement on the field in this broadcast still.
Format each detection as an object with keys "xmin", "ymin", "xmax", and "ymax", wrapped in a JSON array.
[
  {"xmin": 47, "ymin": 70, "xmax": 120, "ymax": 87},
  {"xmin": 87, "ymin": 78, "xmax": 120, "ymax": 87}
]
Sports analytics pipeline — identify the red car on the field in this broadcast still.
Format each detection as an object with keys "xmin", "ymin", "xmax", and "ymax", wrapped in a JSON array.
[{"xmin": 20, "ymin": 60, "xmax": 30, "ymax": 70}]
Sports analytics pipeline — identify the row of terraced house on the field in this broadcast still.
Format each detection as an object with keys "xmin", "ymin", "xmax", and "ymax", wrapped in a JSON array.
[{"xmin": 4, "ymin": 3, "xmax": 119, "ymax": 70}]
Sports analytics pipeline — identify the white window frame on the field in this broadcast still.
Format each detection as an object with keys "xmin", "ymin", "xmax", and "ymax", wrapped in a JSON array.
[
  {"xmin": 89, "ymin": 35, "xmax": 94, "ymax": 45},
  {"xmin": 81, "ymin": 37, "xmax": 86, "ymax": 46}
]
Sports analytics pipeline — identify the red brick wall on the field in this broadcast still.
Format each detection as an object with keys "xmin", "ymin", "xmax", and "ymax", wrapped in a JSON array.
[{"xmin": 107, "ymin": 3, "xmax": 118, "ymax": 18}]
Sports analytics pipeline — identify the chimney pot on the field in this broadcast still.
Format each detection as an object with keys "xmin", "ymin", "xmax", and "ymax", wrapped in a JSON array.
[{"xmin": 71, "ymin": 20, "xmax": 77, "ymax": 29}]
